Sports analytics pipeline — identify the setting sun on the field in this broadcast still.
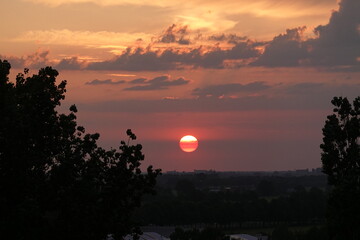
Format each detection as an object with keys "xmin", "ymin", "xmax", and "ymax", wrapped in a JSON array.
[{"xmin": 179, "ymin": 135, "xmax": 198, "ymax": 153}]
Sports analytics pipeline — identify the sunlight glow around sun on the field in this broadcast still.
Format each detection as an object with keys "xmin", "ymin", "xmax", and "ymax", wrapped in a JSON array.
[{"xmin": 179, "ymin": 135, "xmax": 198, "ymax": 152}]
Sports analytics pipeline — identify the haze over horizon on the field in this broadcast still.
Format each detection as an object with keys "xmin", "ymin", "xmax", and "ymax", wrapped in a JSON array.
[{"xmin": 1, "ymin": 0, "xmax": 359, "ymax": 172}]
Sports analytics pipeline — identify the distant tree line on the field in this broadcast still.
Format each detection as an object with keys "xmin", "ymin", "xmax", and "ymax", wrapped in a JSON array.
[
  {"xmin": 156, "ymin": 173, "xmax": 328, "ymax": 195},
  {"xmin": 134, "ymin": 182, "xmax": 327, "ymax": 227}
]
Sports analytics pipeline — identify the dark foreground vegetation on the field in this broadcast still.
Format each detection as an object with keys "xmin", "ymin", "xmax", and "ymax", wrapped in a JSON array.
[{"xmin": 0, "ymin": 60, "xmax": 161, "ymax": 240}]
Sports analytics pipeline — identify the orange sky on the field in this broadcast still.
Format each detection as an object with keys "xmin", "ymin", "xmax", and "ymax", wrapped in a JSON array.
[{"xmin": 1, "ymin": 0, "xmax": 360, "ymax": 171}]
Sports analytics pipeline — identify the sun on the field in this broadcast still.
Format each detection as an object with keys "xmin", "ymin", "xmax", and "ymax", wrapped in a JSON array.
[{"xmin": 179, "ymin": 135, "xmax": 198, "ymax": 152}]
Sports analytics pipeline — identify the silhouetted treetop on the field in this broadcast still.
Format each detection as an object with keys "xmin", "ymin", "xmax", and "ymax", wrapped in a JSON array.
[{"xmin": 321, "ymin": 96, "xmax": 360, "ymax": 185}]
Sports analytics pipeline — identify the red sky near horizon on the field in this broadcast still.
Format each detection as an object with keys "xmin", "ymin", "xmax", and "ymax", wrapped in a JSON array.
[{"xmin": 1, "ymin": 0, "xmax": 360, "ymax": 172}]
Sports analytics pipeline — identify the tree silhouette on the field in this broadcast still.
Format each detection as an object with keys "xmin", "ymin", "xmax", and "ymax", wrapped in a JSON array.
[
  {"xmin": 0, "ymin": 60, "xmax": 161, "ymax": 240},
  {"xmin": 320, "ymin": 96, "xmax": 360, "ymax": 240}
]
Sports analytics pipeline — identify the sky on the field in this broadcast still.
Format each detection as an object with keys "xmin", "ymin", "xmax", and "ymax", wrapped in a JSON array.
[{"xmin": 1, "ymin": 0, "xmax": 360, "ymax": 172}]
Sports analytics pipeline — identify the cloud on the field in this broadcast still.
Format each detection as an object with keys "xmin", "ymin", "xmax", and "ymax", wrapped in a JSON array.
[
  {"xmin": 85, "ymin": 79, "xmax": 126, "ymax": 85},
  {"xmin": 0, "ymin": 50, "xmax": 51, "ymax": 69},
  {"xmin": 129, "ymin": 78, "xmax": 147, "ymax": 84},
  {"xmin": 56, "ymin": 57, "xmax": 87, "ymax": 70},
  {"xmin": 156, "ymin": 23, "xmax": 250, "ymax": 45},
  {"xmin": 32, "ymin": 25, "xmax": 259, "ymax": 72},
  {"xmin": 87, "ymin": 40, "xmax": 260, "ymax": 71},
  {"xmin": 226, "ymin": 41, "xmax": 263, "ymax": 60},
  {"xmin": 252, "ymin": 0, "xmax": 360, "ymax": 70},
  {"xmin": 307, "ymin": 0, "xmax": 360, "ymax": 68},
  {"xmin": 123, "ymin": 75, "xmax": 190, "ymax": 91},
  {"xmin": 208, "ymin": 33, "xmax": 247, "ymax": 44},
  {"xmin": 1, "ymin": 52, "xmax": 91, "ymax": 71},
  {"xmin": 251, "ymin": 27, "xmax": 308, "ymax": 67},
  {"xmin": 192, "ymin": 82, "xmax": 271, "ymax": 98},
  {"xmin": 158, "ymin": 24, "xmax": 191, "ymax": 45},
  {"xmin": 0, "ymin": 55, "xmax": 24, "ymax": 69},
  {"xmin": 87, "ymin": 48, "xmax": 176, "ymax": 71}
]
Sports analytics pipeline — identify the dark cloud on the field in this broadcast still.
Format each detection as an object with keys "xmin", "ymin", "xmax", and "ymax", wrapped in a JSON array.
[
  {"xmin": 124, "ymin": 75, "xmax": 190, "ymax": 91},
  {"xmin": 208, "ymin": 33, "xmax": 247, "ymax": 44},
  {"xmin": 129, "ymin": 78, "xmax": 147, "ymax": 84},
  {"xmin": 56, "ymin": 57, "xmax": 86, "ymax": 70},
  {"xmin": 251, "ymin": 27, "xmax": 308, "ymax": 67},
  {"xmin": 178, "ymin": 38, "xmax": 191, "ymax": 45},
  {"xmin": 1, "ymin": 52, "xmax": 87, "ymax": 71},
  {"xmin": 158, "ymin": 24, "xmax": 191, "ymax": 45},
  {"xmin": 88, "ymin": 48, "xmax": 176, "ymax": 71},
  {"xmin": 24, "ymin": 50, "xmax": 50, "ymax": 68},
  {"xmin": 307, "ymin": 0, "xmax": 360, "ymax": 68},
  {"xmin": 253, "ymin": 0, "xmax": 360, "ymax": 70},
  {"xmin": 192, "ymin": 82, "xmax": 271, "ymax": 97},
  {"xmin": 0, "ymin": 55, "xmax": 24, "ymax": 69},
  {"xmin": 85, "ymin": 79, "xmax": 125, "ymax": 85},
  {"xmin": 87, "ymin": 41, "xmax": 260, "ymax": 71},
  {"xmin": 1, "ymin": 50, "xmax": 50, "ymax": 69},
  {"xmin": 227, "ymin": 41, "xmax": 262, "ymax": 60}
]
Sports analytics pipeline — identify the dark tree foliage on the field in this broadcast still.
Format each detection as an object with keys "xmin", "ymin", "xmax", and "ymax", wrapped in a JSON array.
[
  {"xmin": 320, "ymin": 96, "xmax": 360, "ymax": 240},
  {"xmin": 0, "ymin": 60, "xmax": 161, "ymax": 240}
]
